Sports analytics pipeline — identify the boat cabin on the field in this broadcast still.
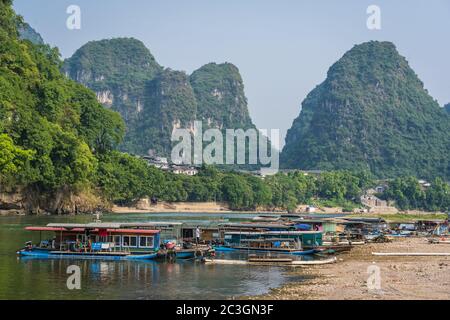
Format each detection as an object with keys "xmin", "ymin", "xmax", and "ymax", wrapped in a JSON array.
[
  {"xmin": 25, "ymin": 222, "xmax": 160, "ymax": 253},
  {"xmin": 224, "ymin": 230, "xmax": 323, "ymax": 248}
]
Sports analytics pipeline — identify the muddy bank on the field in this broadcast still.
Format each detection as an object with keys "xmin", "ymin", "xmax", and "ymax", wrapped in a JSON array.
[
  {"xmin": 0, "ymin": 188, "xmax": 109, "ymax": 216},
  {"xmin": 248, "ymin": 238, "xmax": 450, "ymax": 300}
]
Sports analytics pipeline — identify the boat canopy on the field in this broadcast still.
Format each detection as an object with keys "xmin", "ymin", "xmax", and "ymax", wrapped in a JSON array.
[
  {"xmin": 219, "ymin": 223, "xmax": 292, "ymax": 229},
  {"xmin": 25, "ymin": 226, "xmax": 159, "ymax": 235},
  {"xmin": 119, "ymin": 222, "xmax": 184, "ymax": 227},
  {"xmin": 47, "ymin": 222, "xmax": 123, "ymax": 229},
  {"xmin": 224, "ymin": 230, "xmax": 321, "ymax": 235}
]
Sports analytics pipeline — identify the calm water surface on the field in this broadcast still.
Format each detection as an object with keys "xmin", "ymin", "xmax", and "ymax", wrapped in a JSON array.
[{"xmin": 0, "ymin": 213, "xmax": 305, "ymax": 299}]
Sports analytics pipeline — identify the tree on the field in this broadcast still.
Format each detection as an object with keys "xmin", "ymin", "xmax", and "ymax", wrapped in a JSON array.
[
  {"xmin": 220, "ymin": 174, "xmax": 254, "ymax": 210},
  {"xmin": 0, "ymin": 133, "xmax": 33, "ymax": 183}
]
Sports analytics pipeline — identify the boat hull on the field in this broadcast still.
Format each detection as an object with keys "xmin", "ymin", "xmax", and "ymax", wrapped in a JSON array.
[
  {"xmin": 175, "ymin": 251, "xmax": 196, "ymax": 259},
  {"xmin": 17, "ymin": 249, "xmax": 157, "ymax": 261},
  {"xmin": 214, "ymin": 246, "xmax": 316, "ymax": 255}
]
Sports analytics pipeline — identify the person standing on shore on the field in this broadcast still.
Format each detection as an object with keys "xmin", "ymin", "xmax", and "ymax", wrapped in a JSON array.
[{"xmin": 195, "ymin": 226, "xmax": 201, "ymax": 245}]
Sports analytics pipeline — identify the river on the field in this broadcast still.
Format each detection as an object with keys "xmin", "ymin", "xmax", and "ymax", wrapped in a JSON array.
[{"xmin": 0, "ymin": 212, "xmax": 306, "ymax": 299}]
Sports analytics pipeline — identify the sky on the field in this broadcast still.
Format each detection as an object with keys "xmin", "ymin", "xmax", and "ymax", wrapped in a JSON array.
[{"xmin": 13, "ymin": 0, "xmax": 450, "ymax": 146}]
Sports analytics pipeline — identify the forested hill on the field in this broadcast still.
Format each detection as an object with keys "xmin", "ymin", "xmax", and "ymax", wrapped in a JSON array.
[
  {"xmin": 63, "ymin": 39, "xmax": 258, "ymax": 157},
  {"xmin": 281, "ymin": 41, "xmax": 450, "ymax": 180},
  {"xmin": 190, "ymin": 62, "xmax": 255, "ymax": 131},
  {"xmin": 0, "ymin": 0, "xmax": 125, "ymax": 213}
]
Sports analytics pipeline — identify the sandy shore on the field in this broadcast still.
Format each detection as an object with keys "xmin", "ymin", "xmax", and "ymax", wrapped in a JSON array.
[
  {"xmin": 111, "ymin": 202, "xmax": 288, "ymax": 214},
  {"xmin": 249, "ymin": 238, "xmax": 450, "ymax": 300}
]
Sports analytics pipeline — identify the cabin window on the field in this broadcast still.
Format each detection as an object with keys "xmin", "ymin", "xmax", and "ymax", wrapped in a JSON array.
[
  {"xmin": 182, "ymin": 229, "xmax": 194, "ymax": 239},
  {"xmin": 122, "ymin": 235, "xmax": 137, "ymax": 247},
  {"xmin": 113, "ymin": 236, "xmax": 121, "ymax": 246},
  {"xmin": 139, "ymin": 236, "xmax": 154, "ymax": 248}
]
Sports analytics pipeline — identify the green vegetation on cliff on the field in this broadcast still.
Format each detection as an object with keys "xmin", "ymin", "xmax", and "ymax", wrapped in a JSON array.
[
  {"xmin": 128, "ymin": 69, "xmax": 198, "ymax": 155},
  {"xmin": 190, "ymin": 62, "xmax": 254, "ymax": 130},
  {"xmin": 64, "ymin": 40, "xmax": 262, "ymax": 161},
  {"xmin": 281, "ymin": 41, "xmax": 450, "ymax": 180},
  {"xmin": 0, "ymin": 0, "xmax": 124, "ymax": 212}
]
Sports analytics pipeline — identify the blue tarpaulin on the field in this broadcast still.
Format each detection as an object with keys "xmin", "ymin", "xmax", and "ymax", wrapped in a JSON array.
[{"xmin": 295, "ymin": 224, "xmax": 312, "ymax": 231}]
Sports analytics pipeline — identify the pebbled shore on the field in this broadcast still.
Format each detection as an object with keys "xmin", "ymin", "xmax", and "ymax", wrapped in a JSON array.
[{"xmin": 247, "ymin": 237, "xmax": 450, "ymax": 300}]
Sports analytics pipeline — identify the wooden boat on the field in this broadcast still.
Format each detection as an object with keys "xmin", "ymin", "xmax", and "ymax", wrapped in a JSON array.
[
  {"xmin": 248, "ymin": 255, "xmax": 293, "ymax": 263},
  {"xmin": 428, "ymin": 237, "xmax": 450, "ymax": 244},
  {"xmin": 157, "ymin": 247, "xmax": 211, "ymax": 260},
  {"xmin": 214, "ymin": 243, "xmax": 316, "ymax": 256},
  {"xmin": 203, "ymin": 256, "xmax": 337, "ymax": 266},
  {"xmin": 372, "ymin": 252, "xmax": 450, "ymax": 256},
  {"xmin": 307, "ymin": 244, "xmax": 353, "ymax": 254},
  {"xmin": 252, "ymin": 215, "xmax": 281, "ymax": 222},
  {"xmin": 17, "ymin": 223, "xmax": 160, "ymax": 260},
  {"xmin": 216, "ymin": 229, "xmax": 321, "ymax": 255},
  {"xmin": 18, "ymin": 249, "xmax": 157, "ymax": 260}
]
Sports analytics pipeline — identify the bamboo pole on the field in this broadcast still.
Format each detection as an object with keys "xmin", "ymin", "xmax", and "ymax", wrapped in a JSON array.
[{"xmin": 372, "ymin": 252, "xmax": 450, "ymax": 256}]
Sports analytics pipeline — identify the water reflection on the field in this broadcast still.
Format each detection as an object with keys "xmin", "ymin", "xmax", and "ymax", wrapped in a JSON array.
[{"xmin": 0, "ymin": 214, "xmax": 306, "ymax": 300}]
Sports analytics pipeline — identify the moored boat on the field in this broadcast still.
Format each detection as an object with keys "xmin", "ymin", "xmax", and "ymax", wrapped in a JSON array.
[
  {"xmin": 216, "ymin": 230, "xmax": 321, "ymax": 255},
  {"xmin": 17, "ymin": 222, "xmax": 160, "ymax": 261}
]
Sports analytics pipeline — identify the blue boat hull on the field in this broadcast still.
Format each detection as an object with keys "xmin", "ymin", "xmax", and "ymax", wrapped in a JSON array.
[
  {"xmin": 176, "ymin": 251, "xmax": 196, "ymax": 259},
  {"xmin": 214, "ymin": 246, "xmax": 237, "ymax": 252},
  {"xmin": 214, "ymin": 246, "xmax": 316, "ymax": 255},
  {"xmin": 17, "ymin": 249, "xmax": 157, "ymax": 261}
]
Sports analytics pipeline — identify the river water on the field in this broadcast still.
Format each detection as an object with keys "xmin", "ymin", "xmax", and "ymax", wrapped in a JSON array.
[{"xmin": 0, "ymin": 212, "xmax": 306, "ymax": 300}]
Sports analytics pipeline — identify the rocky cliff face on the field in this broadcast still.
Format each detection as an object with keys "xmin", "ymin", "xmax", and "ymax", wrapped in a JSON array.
[
  {"xmin": 0, "ymin": 188, "xmax": 109, "ymax": 215},
  {"xmin": 281, "ymin": 41, "xmax": 450, "ymax": 179},
  {"xmin": 18, "ymin": 22, "xmax": 44, "ymax": 45},
  {"xmin": 63, "ymin": 38, "xmax": 162, "ymax": 126},
  {"xmin": 64, "ymin": 40, "xmax": 262, "ymax": 161},
  {"xmin": 128, "ymin": 69, "xmax": 198, "ymax": 156},
  {"xmin": 190, "ymin": 62, "xmax": 255, "ymax": 130}
]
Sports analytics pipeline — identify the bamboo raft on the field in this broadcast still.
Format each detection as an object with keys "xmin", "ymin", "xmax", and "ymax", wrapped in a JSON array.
[
  {"xmin": 203, "ymin": 256, "xmax": 337, "ymax": 266},
  {"xmin": 428, "ymin": 238, "xmax": 450, "ymax": 244},
  {"xmin": 372, "ymin": 252, "xmax": 450, "ymax": 256}
]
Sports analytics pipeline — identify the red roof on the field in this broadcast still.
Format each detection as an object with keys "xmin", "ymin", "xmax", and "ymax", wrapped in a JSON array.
[{"xmin": 25, "ymin": 226, "xmax": 159, "ymax": 235}]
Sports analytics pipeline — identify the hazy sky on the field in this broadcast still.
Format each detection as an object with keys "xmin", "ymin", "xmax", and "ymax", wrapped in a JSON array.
[{"xmin": 14, "ymin": 0, "xmax": 450, "ymax": 146}]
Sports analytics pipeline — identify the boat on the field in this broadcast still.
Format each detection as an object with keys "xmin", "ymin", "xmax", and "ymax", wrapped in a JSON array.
[
  {"xmin": 214, "ymin": 244, "xmax": 316, "ymax": 255},
  {"xmin": 213, "ymin": 229, "xmax": 322, "ymax": 255},
  {"xmin": 309, "ymin": 244, "xmax": 353, "ymax": 254},
  {"xmin": 17, "ymin": 222, "xmax": 160, "ymax": 260},
  {"xmin": 428, "ymin": 237, "xmax": 450, "ymax": 244},
  {"xmin": 252, "ymin": 215, "xmax": 281, "ymax": 222},
  {"xmin": 157, "ymin": 247, "xmax": 211, "ymax": 260},
  {"xmin": 220, "ymin": 229, "xmax": 322, "ymax": 255},
  {"xmin": 203, "ymin": 256, "xmax": 337, "ymax": 266}
]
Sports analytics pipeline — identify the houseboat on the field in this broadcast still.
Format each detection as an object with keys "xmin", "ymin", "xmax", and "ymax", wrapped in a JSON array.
[
  {"xmin": 214, "ymin": 230, "xmax": 321, "ymax": 255},
  {"xmin": 118, "ymin": 222, "xmax": 213, "ymax": 259},
  {"xmin": 17, "ymin": 222, "xmax": 160, "ymax": 260}
]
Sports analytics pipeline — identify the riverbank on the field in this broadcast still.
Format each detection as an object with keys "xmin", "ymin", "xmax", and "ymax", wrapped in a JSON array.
[
  {"xmin": 249, "ymin": 237, "xmax": 450, "ymax": 300},
  {"xmin": 111, "ymin": 202, "xmax": 446, "ymax": 219},
  {"xmin": 112, "ymin": 202, "xmax": 233, "ymax": 214}
]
